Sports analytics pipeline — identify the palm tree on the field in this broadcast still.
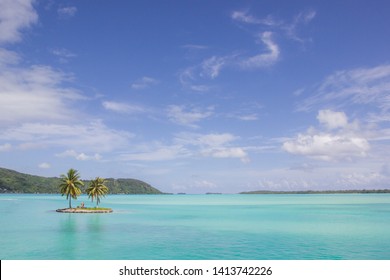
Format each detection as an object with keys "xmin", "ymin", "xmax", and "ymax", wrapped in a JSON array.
[
  {"xmin": 86, "ymin": 177, "xmax": 109, "ymax": 207},
  {"xmin": 59, "ymin": 168, "xmax": 84, "ymax": 209}
]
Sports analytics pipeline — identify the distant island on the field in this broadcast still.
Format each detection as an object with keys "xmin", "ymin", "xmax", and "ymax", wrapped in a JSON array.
[
  {"xmin": 0, "ymin": 167, "xmax": 162, "ymax": 194},
  {"xmin": 240, "ymin": 189, "xmax": 390, "ymax": 194}
]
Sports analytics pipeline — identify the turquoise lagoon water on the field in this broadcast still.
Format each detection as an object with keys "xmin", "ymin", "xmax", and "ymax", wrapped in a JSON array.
[{"xmin": 0, "ymin": 194, "xmax": 390, "ymax": 260}]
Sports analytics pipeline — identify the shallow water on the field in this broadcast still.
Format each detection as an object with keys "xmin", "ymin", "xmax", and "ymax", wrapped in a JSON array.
[{"xmin": 0, "ymin": 194, "xmax": 389, "ymax": 259}]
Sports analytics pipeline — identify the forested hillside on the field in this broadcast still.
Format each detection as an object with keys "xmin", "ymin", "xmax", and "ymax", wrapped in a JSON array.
[{"xmin": 0, "ymin": 167, "xmax": 162, "ymax": 194}]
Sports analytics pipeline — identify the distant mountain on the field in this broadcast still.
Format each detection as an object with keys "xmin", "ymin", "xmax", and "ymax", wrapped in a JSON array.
[{"xmin": 0, "ymin": 167, "xmax": 162, "ymax": 194}]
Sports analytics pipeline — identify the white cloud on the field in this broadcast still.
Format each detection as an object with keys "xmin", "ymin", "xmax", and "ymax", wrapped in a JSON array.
[
  {"xmin": 38, "ymin": 162, "xmax": 51, "ymax": 169},
  {"xmin": 283, "ymin": 133, "xmax": 370, "ymax": 161},
  {"xmin": 0, "ymin": 3, "xmax": 134, "ymax": 158},
  {"xmin": 201, "ymin": 147, "xmax": 249, "ymax": 163},
  {"xmin": 283, "ymin": 110, "xmax": 370, "ymax": 161},
  {"xmin": 0, "ymin": 121, "xmax": 133, "ymax": 153},
  {"xmin": 167, "ymin": 105, "xmax": 213, "ymax": 128},
  {"xmin": 56, "ymin": 149, "xmax": 102, "ymax": 161},
  {"xmin": 240, "ymin": 32, "xmax": 280, "ymax": 69},
  {"xmin": 102, "ymin": 101, "xmax": 146, "ymax": 114},
  {"xmin": 0, "ymin": 2, "xmax": 137, "ymax": 160},
  {"xmin": 0, "ymin": 48, "xmax": 20, "ymax": 66},
  {"xmin": 0, "ymin": 0, "xmax": 38, "ymax": 44},
  {"xmin": 131, "ymin": 76, "xmax": 158, "ymax": 89},
  {"xmin": 80, "ymin": 152, "xmax": 102, "ymax": 161},
  {"xmin": 0, "ymin": 64, "xmax": 84, "ymax": 125},
  {"xmin": 317, "ymin": 109, "xmax": 348, "ymax": 130},
  {"xmin": 0, "ymin": 143, "xmax": 12, "ymax": 152},
  {"xmin": 57, "ymin": 6, "xmax": 77, "ymax": 18}
]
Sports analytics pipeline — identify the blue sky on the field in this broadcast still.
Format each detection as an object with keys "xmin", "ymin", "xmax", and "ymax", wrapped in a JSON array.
[{"xmin": 1, "ymin": 0, "xmax": 390, "ymax": 193}]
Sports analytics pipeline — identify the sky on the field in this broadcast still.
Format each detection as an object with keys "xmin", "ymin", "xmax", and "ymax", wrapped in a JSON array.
[{"xmin": 1, "ymin": 0, "xmax": 390, "ymax": 194}]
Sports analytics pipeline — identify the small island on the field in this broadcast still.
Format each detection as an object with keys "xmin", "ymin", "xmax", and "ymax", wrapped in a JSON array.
[
  {"xmin": 57, "ymin": 169, "xmax": 113, "ymax": 214},
  {"xmin": 56, "ymin": 207, "xmax": 113, "ymax": 213}
]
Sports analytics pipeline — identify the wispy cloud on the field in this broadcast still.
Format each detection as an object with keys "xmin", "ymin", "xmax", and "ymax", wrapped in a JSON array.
[
  {"xmin": 181, "ymin": 44, "xmax": 209, "ymax": 50},
  {"xmin": 202, "ymin": 146, "xmax": 249, "ymax": 162},
  {"xmin": 118, "ymin": 144, "xmax": 189, "ymax": 162},
  {"xmin": 283, "ymin": 10, "xmax": 316, "ymax": 42},
  {"xmin": 119, "ymin": 132, "xmax": 251, "ymax": 163},
  {"xmin": 57, "ymin": 6, "xmax": 77, "ymax": 18},
  {"xmin": 225, "ymin": 100, "xmax": 263, "ymax": 122},
  {"xmin": 102, "ymin": 101, "xmax": 147, "ymax": 114},
  {"xmin": 176, "ymin": 132, "xmax": 237, "ymax": 147},
  {"xmin": 50, "ymin": 48, "xmax": 77, "ymax": 63},
  {"xmin": 131, "ymin": 76, "xmax": 159, "ymax": 90},
  {"xmin": 179, "ymin": 66, "xmax": 210, "ymax": 92},
  {"xmin": 296, "ymin": 64, "xmax": 390, "ymax": 122},
  {"xmin": 167, "ymin": 105, "xmax": 214, "ymax": 128},
  {"xmin": 232, "ymin": 9, "xmax": 315, "ymax": 67},
  {"xmin": 0, "ymin": 48, "xmax": 20, "ymax": 66},
  {"xmin": 0, "ymin": 143, "xmax": 12, "ymax": 152},
  {"xmin": 175, "ymin": 132, "xmax": 250, "ymax": 163},
  {"xmin": 0, "ymin": 2, "xmax": 136, "ymax": 159},
  {"xmin": 180, "ymin": 33, "xmax": 279, "ymax": 88},
  {"xmin": 38, "ymin": 162, "xmax": 51, "ymax": 169},
  {"xmin": 232, "ymin": 10, "xmax": 282, "ymax": 27},
  {"xmin": 0, "ymin": 0, "xmax": 38, "ymax": 44},
  {"xmin": 0, "ymin": 64, "xmax": 84, "ymax": 125},
  {"xmin": 0, "ymin": 121, "xmax": 133, "ymax": 153},
  {"xmin": 179, "ymin": 56, "xmax": 231, "ymax": 91},
  {"xmin": 231, "ymin": 8, "xmax": 316, "ymax": 43},
  {"xmin": 240, "ymin": 31, "xmax": 280, "ymax": 69},
  {"xmin": 201, "ymin": 56, "xmax": 229, "ymax": 79},
  {"xmin": 179, "ymin": 8, "xmax": 315, "ymax": 90},
  {"xmin": 236, "ymin": 114, "xmax": 259, "ymax": 121}
]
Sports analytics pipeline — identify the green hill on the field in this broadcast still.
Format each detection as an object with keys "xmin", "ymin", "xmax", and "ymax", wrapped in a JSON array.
[{"xmin": 0, "ymin": 167, "xmax": 162, "ymax": 194}]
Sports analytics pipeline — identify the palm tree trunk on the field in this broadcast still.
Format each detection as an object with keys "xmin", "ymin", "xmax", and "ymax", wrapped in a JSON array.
[{"xmin": 69, "ymin": 197, "xmax": 72, "ymax": 208}]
